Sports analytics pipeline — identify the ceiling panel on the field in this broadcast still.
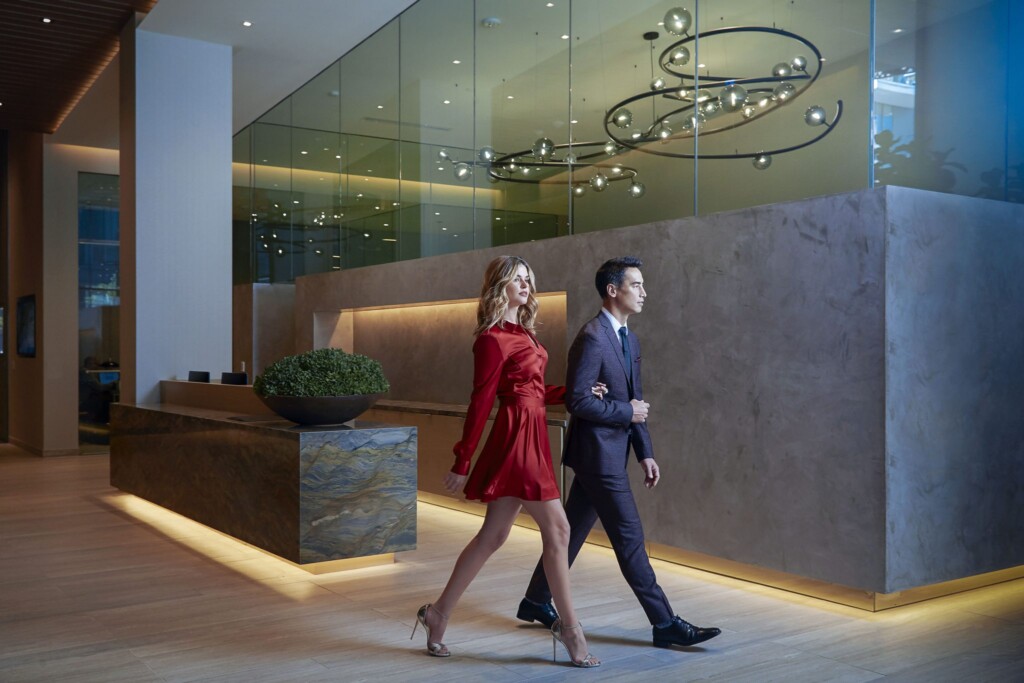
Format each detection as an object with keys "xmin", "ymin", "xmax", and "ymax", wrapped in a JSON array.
[{"xmin": 0, "ymin": 0, "xmax": 157, "ymax": 133}]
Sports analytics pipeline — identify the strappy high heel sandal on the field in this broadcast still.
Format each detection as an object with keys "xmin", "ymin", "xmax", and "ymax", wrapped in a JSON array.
[
  {"xmin": 410, "ymin": 603, "xmax": 450, "ymax": 657},
  {"xmin": 551, "ymin": 618, "xmax": 600, "ymax": 668}
]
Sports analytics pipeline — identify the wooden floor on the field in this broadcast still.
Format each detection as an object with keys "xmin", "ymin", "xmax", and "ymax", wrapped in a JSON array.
[{"xmin": 1, "ymin": 444, "xmax": 1022, "ymax": 683}]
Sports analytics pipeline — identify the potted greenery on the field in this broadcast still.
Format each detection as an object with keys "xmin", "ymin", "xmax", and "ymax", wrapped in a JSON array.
[{"xmin": 253, "ymin": 348, "xmax": 389, "ymax": 425}]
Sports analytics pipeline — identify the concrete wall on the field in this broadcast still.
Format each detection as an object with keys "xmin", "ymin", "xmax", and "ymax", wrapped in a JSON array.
[
  {"xmin": 292, "ymin": 186, "xmax": 1023, "ymax": 592},
  {"xmin": 885, "ymin": 187, "xmax": 1024, "ymax": 591}
]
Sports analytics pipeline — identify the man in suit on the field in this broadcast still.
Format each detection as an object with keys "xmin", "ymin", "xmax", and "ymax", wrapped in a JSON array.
[{"xmin": 516, "ymin": 256, "xmax": 721, "ymax": 648}]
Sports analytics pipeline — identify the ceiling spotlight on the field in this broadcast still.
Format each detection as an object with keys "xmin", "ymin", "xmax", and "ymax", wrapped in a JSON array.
[
  {"xmin": 42, "ymin": 17, "xmax": 52, "ymax": 23},
  {"xmin": 242, "ymin": 20, "xmax": 253, "ymax": 27},
  {"xmin": 452, "ymin": 59, "xmax": 461, "ymax": 64}
]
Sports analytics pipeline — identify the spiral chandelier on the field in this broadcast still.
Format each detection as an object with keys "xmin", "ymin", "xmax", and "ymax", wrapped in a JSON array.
[{"xmin": 437, "ymin": 6, "xmax": 843, "ymax": 199}]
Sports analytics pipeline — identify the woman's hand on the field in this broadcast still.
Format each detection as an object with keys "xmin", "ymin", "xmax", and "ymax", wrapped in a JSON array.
[
  {"xmin": 591, "ymin": 381, "xmax": 608, "ymax": 399},
  {"xmin": 443, "ymin": 471, "xmax": 467, "ymax": 495}
]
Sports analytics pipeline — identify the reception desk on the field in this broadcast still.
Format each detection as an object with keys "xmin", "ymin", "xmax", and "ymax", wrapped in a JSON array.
[{"xmin": 110, "ymin": 402, "xmax": 417, "ymax": 565}]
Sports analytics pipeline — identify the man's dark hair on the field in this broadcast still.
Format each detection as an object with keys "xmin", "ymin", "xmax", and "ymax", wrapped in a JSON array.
[{"xmin": 595, "ymin": 256, "xmax": 643, "ymax": 299}]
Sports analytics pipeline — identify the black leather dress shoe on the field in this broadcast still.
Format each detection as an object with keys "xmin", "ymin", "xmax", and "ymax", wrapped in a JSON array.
[
  {"xmin": 652, "ymin": 616, "xmax": 721, "ymax": 648},
  {"xmin": 516, "ymin": 598, "xmax": 558, "ymax": 627}
]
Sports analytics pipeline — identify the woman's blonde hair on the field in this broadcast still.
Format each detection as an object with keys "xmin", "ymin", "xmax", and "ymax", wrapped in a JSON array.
[{"xmin": 474, "ymin": 255, "xmax": 539, "ymax": 335}]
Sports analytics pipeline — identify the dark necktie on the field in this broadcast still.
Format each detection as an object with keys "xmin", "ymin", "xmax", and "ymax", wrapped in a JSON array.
[{"xmin": 618, "ymin": 327, "xmax": 634, "ymax": 396}]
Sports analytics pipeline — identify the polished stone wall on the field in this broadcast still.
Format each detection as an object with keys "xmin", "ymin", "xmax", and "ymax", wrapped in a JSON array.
[{"xmin": 290, "ymin": 186, "xmax": 1023, "ymax": 592}]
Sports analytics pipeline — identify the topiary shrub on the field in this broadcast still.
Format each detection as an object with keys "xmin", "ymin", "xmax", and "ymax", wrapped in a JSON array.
[{"xmin": 253, "ymin": 348, "xmax": 389, "ymax": 398}]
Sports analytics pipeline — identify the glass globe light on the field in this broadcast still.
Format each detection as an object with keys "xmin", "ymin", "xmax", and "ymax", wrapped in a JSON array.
[
  {"xmin": 650, "ymin": 77, "xmax": 667, "ymax": 91},
  {"xmin": 612, "ymin": 108, "xmax": 633, "ymax": 128},
  {"xmin": 695, "ymin": 88, "xmax": 712, "ymax": 103},
  {"xmin": 437, "ymin": 148, "xmax": 451, "ymax": 162},
  {"xmin": 478, "ymin": 146, "xmax": 496, "ymax": 162},
  {"xmin": 772, "ymin": 62, "xmax": 792, "ymax": 78},
  {"xmin": 773, "ymin": 82, "xmax": 796, "ymax": 102},
  {"xmin": 669, "ymin": 47, "xmax": 690, "ymax": 66},
  {"xmin": 702, "ymin": 100, "xmax": 720, "ymax": 116},
  {"xmin": 628, "ymin": 181, "xmax": 646, "ymax": 198},
  {"xmin": 454, "ymin": 162, "xmax": 472, "ymax": 181},
  {"xmin": 532, "ymin": 137, "xmax": 555, "ymax": 159},
  {"xmin": 506, "ymin": 157, "xmax": 518, "ymax": 171},
  {"xmin": 742, "ymin": 105, "xmax": 757, "ymax": 119},
  {"xmin": 804, "ymin": 105, "xmax": 826, "ymax": 126},
  {"xmin": 664, "ymin": 7, "xmax": 692, "ymax": 36},
  {"xmin": 590, "ymin": 174, "xmax": 609, "ymax": 192},
  {"xmin": 720, "ymin": 84, "xmax": 748, "ymax": 112},
  {"xmin": 487, "ymin": 173, "xmax": 500, "ymax": 184},
  {"xmin": 791, "ymin": 55, "xmax": 808, "ymax": 72},
  {"xmin": 603, "ymin": 140, "xmax": 618, "ymax": 156},
  {"xmin": 572, "ymin": 184, "xmax": 587, "ymax": 197},
  {"xmin": 752, "ymin": 153, "xmax": 772, "ymax": 170},
  {"xmin": 565, "ymin": 152, "xmax": 577, "ymax": 165},
  {"xmin": 655, "ymin": 123, "xmax": 673, "ymax": 142}
]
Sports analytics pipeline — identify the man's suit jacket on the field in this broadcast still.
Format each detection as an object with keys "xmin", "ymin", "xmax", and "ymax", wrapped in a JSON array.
[{"xmin": 562, "ymin": 312, "xmax": 654, "ymax": 474}]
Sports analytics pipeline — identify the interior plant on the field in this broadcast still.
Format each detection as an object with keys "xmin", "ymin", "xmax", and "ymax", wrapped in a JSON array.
[
  {"xmin": 253, "ymin": 348, "xmax": 389, "ymax": 425},
  {"xmin": 254, "ymin": 348, "xmax": 389, "ymax": 397}
]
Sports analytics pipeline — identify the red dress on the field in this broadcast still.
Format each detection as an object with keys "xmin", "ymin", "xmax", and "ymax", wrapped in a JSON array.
[{"xmin": 452, "ymin": 323, "xmax": 566, "ymax": 502}]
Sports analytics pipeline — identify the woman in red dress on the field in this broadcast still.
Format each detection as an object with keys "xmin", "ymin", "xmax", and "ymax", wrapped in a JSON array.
[{"xmin": 411, "ymin": 255, "xmax": 601, "ymax": 668}]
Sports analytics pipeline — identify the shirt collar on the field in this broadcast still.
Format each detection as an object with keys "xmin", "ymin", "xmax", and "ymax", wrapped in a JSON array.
[{"xmin": 601, "ymin": 307, "xmax": 626, "ymax": 335}]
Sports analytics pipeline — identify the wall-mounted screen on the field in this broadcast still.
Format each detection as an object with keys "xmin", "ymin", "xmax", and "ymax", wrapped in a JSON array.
[{"xmin": 16, "ymin": 295, "xmax": 36, "ymax": 357}]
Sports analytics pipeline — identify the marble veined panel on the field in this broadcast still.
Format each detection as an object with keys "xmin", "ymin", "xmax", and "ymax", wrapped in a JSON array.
[{"xmin": 299, "ymin": 427, "xmax": 417, "ymax": 563}]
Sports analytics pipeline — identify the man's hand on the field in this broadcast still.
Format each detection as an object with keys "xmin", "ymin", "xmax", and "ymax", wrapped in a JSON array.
[
  {"xmin": 640, "ymin": 458, "xmax": 660, "ymax": 488},
  {"xmin": 630, "ymin": 399, "xmax": 650, "ymax": 423},
  {"xmin": 443, "ymin": 471, "xmax": 467, "ymax": 495}
]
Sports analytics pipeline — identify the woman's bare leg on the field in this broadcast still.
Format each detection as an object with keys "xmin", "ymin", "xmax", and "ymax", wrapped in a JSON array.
[
  {"xmin": 427, "ymin": 497, "xmax": 522, "ymax": 643},
  {"xmin": 521, "ymin": 499, "xmax": 598, "ymax": 664}
]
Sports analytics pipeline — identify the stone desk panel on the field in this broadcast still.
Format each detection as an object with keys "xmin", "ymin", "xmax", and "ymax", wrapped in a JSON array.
[{"xmin": 111, "ymin": 403, "xmax": 417, "ymax": 564}]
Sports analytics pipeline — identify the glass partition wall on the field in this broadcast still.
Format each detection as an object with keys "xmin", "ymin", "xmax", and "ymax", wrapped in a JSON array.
[{"xmin": 234, "ymin": 0, "xmax": 1022, "ymax": 283}]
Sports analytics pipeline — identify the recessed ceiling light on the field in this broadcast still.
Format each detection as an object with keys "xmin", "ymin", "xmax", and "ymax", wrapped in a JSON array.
[
  {"xmin": 435, "ymin": 211, "xmax": 441, "ymax": 215},
  {"xmin": 698, "ymin": 63, "xmax": 706, "ymax": 68},
  {"xmin": 377, "ymin": 104, "xmax": 384, "ymax": 109},
  {"xmin": 242, "ymin": 20, "xmax": 253, "ymax": 27},
  {"xmin": 437, "ymin": 166, "xmax": 444, "ymax": 171},
  {"xmin": 892, "ymin": 28, "xmax": 904, "ymax": 33},
  {"xmin": 546, "ymin": 2, "xmax": 554, "ymax": 6},
  {"xmin": 443, "ymin": 99, "xmax": 451, "ymax": 104},
  {"xmin": 300, "ymin": 150, "xmax": 308, "ymax": 155},
  {"xmin": 42, "ymin": 17, "xmax": 52, "ymax": 24},
  {"xmin": 561, "ymin": 34, "xmax": 569, "ymax": 40},
  {"xmin": 452, "ymin": 59, "xmax": 461, "ymax": 64},
  {"xmin": 335, "ymin": 155, "xmax": 341, "ymax": 159},
  {"xmin": 570, "ymin": 119, "xmax": 578, "ymax": 124},
  {"xmin": 507, "ymin": 95, "xmax": 515, "ymax": 100}
]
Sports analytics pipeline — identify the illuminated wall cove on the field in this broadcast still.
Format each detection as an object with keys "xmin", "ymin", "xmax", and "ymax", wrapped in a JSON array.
[{"xmin": 232, "ymin": 0, "xmax": 1023, "ymax": 284}]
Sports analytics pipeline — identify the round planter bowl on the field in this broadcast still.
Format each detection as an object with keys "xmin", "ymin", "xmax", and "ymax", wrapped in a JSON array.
[{"xmin": 257, "ymin": 393, "xmax": 385, "ymax": 426}]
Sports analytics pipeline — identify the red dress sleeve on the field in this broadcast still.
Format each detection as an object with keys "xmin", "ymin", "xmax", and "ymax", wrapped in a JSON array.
[
  {"xmin": 451, "ymin": 333, "xmax": 505, "ymax": 475},
  {"xmin": 544, "ymin": 384, "xmax": 566, "ymax": 405}
]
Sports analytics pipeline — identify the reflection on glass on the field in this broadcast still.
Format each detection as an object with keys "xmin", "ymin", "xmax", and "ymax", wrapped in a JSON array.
[
  {"xmin": 78, "ymin": 172, "xmax": 120, "ymax": 446},
  {"xmin": 231, "ymin": 0, "xmax": 1021, "ymax": 284},
  {"xmin": 873, "ymin": 0, "xmax": 1022, "ymax": 202}
]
